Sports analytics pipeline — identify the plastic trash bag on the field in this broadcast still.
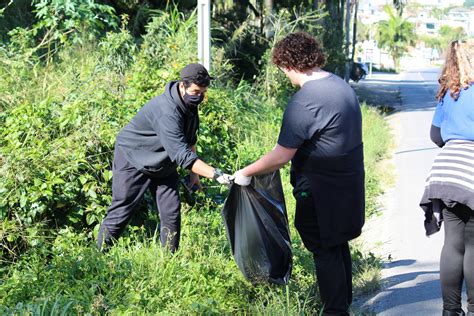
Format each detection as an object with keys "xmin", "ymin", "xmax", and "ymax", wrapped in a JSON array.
[{"xmin": 222, "ymin": 171, "xmax": 292, "ymax": 285}]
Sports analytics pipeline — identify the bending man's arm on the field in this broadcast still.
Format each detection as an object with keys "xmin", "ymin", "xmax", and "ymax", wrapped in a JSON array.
[
  {"xmin": 157, "ymin": 115, "xmax": 217, "ymax": 179},
  {"xmin": 191, "ymin": 159, "xmax": 215, "ymax": 179}
]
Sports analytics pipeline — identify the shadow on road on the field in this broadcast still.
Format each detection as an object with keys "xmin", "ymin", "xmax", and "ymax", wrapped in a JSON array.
[
  {"xmin": 384, "ymin": 259, "xmax": 416, "ymax": 268},
  {"xmin": 353, "ymin": 78, "xmax": 439, "ymax": 112},
  {"xmin": 359, "ymin": 268, "xmax": 442, "ymax": 314}
]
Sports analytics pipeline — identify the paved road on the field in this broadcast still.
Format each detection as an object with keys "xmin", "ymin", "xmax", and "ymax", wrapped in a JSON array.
[{"xmin": 355, "ymin": 69, "xmax": 468, "ymax": 315}]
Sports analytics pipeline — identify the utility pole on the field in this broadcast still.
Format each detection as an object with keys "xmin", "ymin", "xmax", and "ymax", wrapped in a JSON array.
[
  {"xmin": 351, "ymin": 0, "xmax": 359, "ymax": 63},
  {"xmin": 197, "ymin": 0, "xmax": 211, "ymax": 71},
  {"xmin": 344, "ymin": 0, "xmax": 351, "ymax": 82}
]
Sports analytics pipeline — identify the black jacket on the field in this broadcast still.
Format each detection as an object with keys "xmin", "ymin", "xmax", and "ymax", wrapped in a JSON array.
[{"xmin": 116, "ymin": 81, "xmax": 199, "ymax": 177}]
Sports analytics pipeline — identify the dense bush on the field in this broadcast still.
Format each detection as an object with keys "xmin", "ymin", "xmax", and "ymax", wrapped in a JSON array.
[{"xmin": 1, "ymin": 9, "xmax": 234, "ymax": 230}]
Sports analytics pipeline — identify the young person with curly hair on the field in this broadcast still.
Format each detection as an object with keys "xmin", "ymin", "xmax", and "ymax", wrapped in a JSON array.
[
  {"xmin": 420, "ymin": 39, "xmax": 474, "ymax": 316},
  {"xmin": 233, "ymin": 32, "xmax": 365, "ymax": 316}
]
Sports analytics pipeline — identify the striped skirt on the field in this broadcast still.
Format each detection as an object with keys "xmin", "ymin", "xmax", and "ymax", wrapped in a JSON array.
[{"xmin": 420, "ymin": 139, "xmax": 474, "ymax": 236}]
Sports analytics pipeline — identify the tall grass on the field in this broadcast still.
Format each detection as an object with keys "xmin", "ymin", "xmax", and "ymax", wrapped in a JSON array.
[
  {"xmin": 0, "ymin": 102, "xmax": 390, "ymax": 315},
  {"xmin": 361, "ymin": 103, "xmax": 392, "ymax": 216},
  {"xmin": 0, "ymin": 101, "xmax": 389, "ymax": 315}
]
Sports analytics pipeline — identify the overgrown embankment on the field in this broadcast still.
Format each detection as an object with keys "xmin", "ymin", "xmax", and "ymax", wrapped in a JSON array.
[{"xmin": 0, "ymin": 8, "xmax": 391, "ymax": 315}]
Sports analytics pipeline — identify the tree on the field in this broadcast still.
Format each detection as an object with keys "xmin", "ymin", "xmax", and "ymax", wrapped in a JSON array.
[
  {"xmin": 392, "ymin": 0, "xmax": 406, "ymax": 15},
  {"xmin": 431, "ymin": 7, "xmax": 450, "ymax": 20},
  {"xmin": 464, "ymin": 0, "xmax": 474, "ymax": 7},
  {"xmin": 376, "ymin": 5, "xmax": 415, "ymax": 71},
  {"xmin": 322, "ymin": 0, "xmax": 346, "ymax": 75},
  {"xmin": 440, "ymin": 25, "xmax": 466, "ymax": 42},
  {"xmin": 356, "ymin": 19, "xmax": 370, "ymax": 42},
  {"xmin": 421, "ymin": 25, "xmax": 467, "ymax": 53}
]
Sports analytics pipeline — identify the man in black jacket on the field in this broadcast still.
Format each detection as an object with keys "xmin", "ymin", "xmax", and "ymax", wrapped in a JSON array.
[{"xmin": 98, "ymin": 63, "xmax": 232, "ymax": 252}]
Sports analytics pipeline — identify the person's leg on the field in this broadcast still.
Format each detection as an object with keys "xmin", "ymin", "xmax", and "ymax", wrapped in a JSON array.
[
  {"xmin": 440, "ymin": 206, "xmax": 466, "ymax": 312},
  {"xmin": 294, "ymin": 195, "xmax": 349, "ymax": 315},
  {"xmin": 463, "ymin": 209, "xmax": 474, "ymax": 313},
  {"xmin": 341, "ymin": 241, "xmax": 353, "ymax": 306},
  {"xmin": 97, "ymin": 148, "xmax": 150, "ymax": 250},
  {"xmin": 151, "ymin": 171, "xmax": 181, "ymax": 252},
  {"xmin": 313, "ymin": 245, "xmax": 350, "ymax": 316}
]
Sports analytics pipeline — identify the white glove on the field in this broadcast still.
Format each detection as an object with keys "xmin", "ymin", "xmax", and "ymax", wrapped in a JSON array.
[
  {"xmin": 233, "ymin": 170, "xmax": 252, "ymax": 186},
  {"xmin": 216, "ymin": 173, "xmax": 234, "ymax": 185},
  {"xmin": 213, "ymin": 168, "xmax": 234, "ymax": 185}
]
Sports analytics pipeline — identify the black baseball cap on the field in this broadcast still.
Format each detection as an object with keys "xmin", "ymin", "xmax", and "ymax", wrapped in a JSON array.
[{"xmin": 179, "ymin": 63, "xmax": 214, "ymax": 83}]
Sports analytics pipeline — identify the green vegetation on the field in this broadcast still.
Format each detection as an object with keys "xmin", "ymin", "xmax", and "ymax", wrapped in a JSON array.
[
  {"xmin": 362, "ymin": 105, "xmax": 392, "ymax": 216},
  {"xmin": 420, "ymin": 25, "xmax": 467, "ymax": 53},
  {"xmin": 376, "ymin": 5, "xmax": 416, "ymax": 71},
  {"xmin": 464, "ymin": 0, "xmax": 474, "ymax": 8},
  {"xmin": 1, "ymin": 4, "xmax": 391, "ymax": 315}
]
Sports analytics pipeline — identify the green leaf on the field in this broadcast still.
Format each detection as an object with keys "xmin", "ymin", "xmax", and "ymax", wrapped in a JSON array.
[{"xmin": 87, "ymin": 189, "xmax": 97, "ymax": 199}]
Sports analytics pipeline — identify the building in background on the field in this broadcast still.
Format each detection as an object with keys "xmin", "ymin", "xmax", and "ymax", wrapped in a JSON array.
[
  {"xmin": 357, "ymin": 0, "xmax": 474, "ymax": 70},
  {"xmin": 410, "ymin": 0, "xmax": 464, "ymax": 8},
  {"xmin": 358, "ymin": 0, "xmax": 390, "ymax": 24},
  {"xmin": 442, "ymin": 6, "xmax": 474, "ymax": 36}
]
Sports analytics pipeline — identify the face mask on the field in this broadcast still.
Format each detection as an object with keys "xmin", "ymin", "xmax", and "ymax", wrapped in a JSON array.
[{"xmin": 183, "ymin": 92, "xmax": 204, "ymax": 108}]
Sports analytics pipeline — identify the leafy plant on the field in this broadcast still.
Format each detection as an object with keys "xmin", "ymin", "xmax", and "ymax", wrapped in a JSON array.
[
  {"xmin": 419, "ymin": 25, "xmax": 466, "ymax": 55},
  {"xmin": 376, "ymin": 5, "xmax": 416, "ymax": 71},
  {"xmin": 99, "ymin": 16, "xmax": 136, "ymax": 76},
  {"xmin": 33, "ymin": 0, "xmax": 118, "ymax": 41}
]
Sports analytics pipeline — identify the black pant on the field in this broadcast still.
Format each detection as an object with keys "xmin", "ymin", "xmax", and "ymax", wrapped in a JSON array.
[
  {"xmin": 97, "ymin": 147, "xmax": 181, "ymax": 252},
  {"xmin": 440, "ymin": 203, "xmax": 474, "ymax": 313},
  {"xmin": 295, "ymin": 195, "xmax": 352, "ymax": 316}
]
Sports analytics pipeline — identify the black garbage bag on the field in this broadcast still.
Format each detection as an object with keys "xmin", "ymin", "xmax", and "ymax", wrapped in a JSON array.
[{"xmin": 222, "ymin": 171, "xmax": 292, "ymax": 285}]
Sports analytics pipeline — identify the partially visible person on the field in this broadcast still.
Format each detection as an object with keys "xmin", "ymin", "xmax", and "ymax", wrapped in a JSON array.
[
  {"xmin": 234, "ymin": 32, "xmax": 365, "ymax": 316},
  {"xmin": 420, "ymin": 39, "xmax": 474, "ymax": 316},
  {"xmin": 98, "ymin": 63, "xmax": 233, "ymax": 252}
]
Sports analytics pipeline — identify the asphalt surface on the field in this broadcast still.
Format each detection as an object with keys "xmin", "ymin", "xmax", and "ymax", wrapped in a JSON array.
[{"xmin": 354, "ymin": 69, "xmax": 468, "ymax": 315}]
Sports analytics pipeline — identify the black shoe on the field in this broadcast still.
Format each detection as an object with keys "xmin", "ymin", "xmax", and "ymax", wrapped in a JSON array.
[{"xmin": 443, "ymin": 310, "xmax": 465, "ymax": 316}]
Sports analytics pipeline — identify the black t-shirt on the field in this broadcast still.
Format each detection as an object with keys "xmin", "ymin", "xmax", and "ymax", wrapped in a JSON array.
[{"xmin": 277, "ymin": 74, "xmax": 362, "ymax": 167}]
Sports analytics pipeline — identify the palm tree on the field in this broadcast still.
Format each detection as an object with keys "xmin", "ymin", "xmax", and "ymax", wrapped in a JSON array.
[{"xmin": 376, "ymin": 5, "xmax": 416, "ymax": 71}]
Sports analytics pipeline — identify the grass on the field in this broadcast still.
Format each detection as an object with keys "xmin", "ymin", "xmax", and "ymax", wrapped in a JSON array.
[
  {"xmin": 0, "ymin": 102, "xmax": 391, "ymax": 315},
  {"xmin": 361, "ymin": 103, "xmax": 393, "ymax": 217}
]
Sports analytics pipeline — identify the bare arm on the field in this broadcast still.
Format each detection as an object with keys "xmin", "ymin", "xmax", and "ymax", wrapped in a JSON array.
[
  {"xmin": 241, "ymin": 144, "xmax": 297, "ymax": 177},
  {"xmin": 189, "ymin": 159, "xmax": 215, "ymax": 179}
]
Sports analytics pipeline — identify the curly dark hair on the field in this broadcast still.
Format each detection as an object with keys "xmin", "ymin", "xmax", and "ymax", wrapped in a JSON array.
[{"xmin": 272, "ymin": 32, "xmax": 326, "ymax": 72}]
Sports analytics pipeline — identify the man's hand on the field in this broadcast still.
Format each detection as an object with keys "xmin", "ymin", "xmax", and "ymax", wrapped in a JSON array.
[
  {"xmin": 233, "ymin": 169, "xmax": 252, "ymax": 186},
  {"xmin": 189, "ymin": 172, "xmax": 202, "ymax": 190},
  {"xmin": 213, "ymin": 168, "xmax": 234, "ymax": 185},
  {"xmin": 216, "ymin": 174, "xmax": 234, "ymax": 185}
]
